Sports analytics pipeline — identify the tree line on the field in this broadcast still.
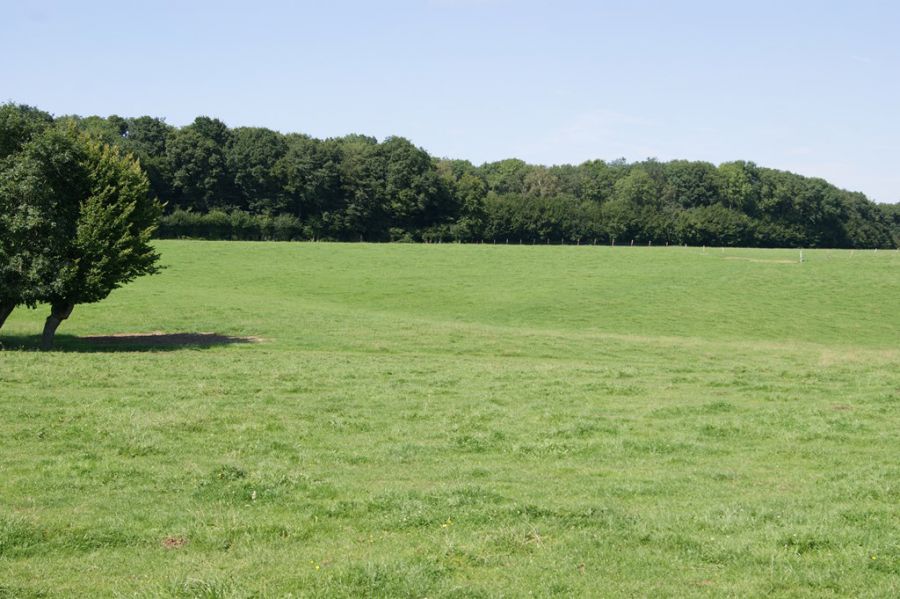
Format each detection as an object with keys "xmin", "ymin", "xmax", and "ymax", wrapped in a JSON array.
[
  {"xmin": 0, "ymin": 104, "xmax": 161, "ymax": 348},
  {"xmin": 6, "ymin": 103, "xmax": 900, "ymax": 249}
]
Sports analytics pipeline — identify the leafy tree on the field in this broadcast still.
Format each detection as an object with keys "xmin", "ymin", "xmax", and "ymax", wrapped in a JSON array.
[
  {"xmin": 381, "ymin": 136, "xmax": 451, "ymax": 235},
  {"xmin": 166, "ymin": 117, "xmax": 234, "ymax": 211},
  {"xmin": 523, "ymin": 166, "xmax": 561, "ymax": 198},
  {"xmin": 841, "ymin": 192, "xmax": 894, "ymax": 249},
  {"xmin": 0, "ymin": 103, "xmax": 54, "ymax": 160},
  {"xmin": 436, "ymin": 159, "xmax": 487, "ymax": 241},
  {"xmin": 481, "ymin": 159, "xmax": 530, "ymax": 195},
  {"xmin": 603, "ymin": 167, "xmax": 661, "ymax": 242},
  {"xmin": 880, "ymin": 202, "xmax": 900, "ymax": 247},
  {"xmin": 0, "ymin": 104, "xmax": 56, "ymax": 329},
  {"xmin": 68, "ymin": 114, "xmax": 128, "ymax": 143},
  {"xmin": 336, "ymin": 134, "xmax": 387, "ymax": 240},
  {"xmin": 662, "ymin": 160, "xmax": 720, "ymax": 207},
  {"xmin": 547, "ymin": 164, "xmax": 582, "ymax": 198},
  {"xmin": 2, "ymin": 123, "xmax": 162, "ymax": 348},
  {"xmin": 228, "ymin": 127, "xmax": 288, "ymax": 212},
  {"xmin": 273, "ymin": 134, "xmax": 343, "ymax": 226},
  {"xmin": 717, "ymin": 161, "xmax": 760, "ymax": 213},
  {"xmin": 2, "ymin": 126, "xmax": 91, "ymax": 332},
  {"xmin": 121, "ymin": 116, "xmax": 176, "ymax": 203},
  {"xmin": 576, "ymin": 159, "xmax": 626, "ymax": 204},
  {"xmin": 50, "ymin": 132, "xmax": 161, "ymax": 348},
  {"xmin": 0, "ymin": 160, "xmax": 50, "ymax": 328}
]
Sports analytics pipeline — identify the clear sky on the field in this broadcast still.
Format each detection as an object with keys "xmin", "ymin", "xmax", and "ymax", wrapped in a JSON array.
[{"xmin": 2, "ymin": 0, "xmax": 898, "ymax": 203}]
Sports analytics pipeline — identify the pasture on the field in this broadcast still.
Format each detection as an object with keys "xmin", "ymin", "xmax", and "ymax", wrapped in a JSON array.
[{"xmin": 1, "ymin": 242, "xmax": 898, "ymax": 597}]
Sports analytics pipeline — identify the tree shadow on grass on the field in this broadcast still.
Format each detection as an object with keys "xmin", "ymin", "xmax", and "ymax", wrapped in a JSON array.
[{"xmin": 0, "ymin": 332, "xmax": 261, "ymax": 353}]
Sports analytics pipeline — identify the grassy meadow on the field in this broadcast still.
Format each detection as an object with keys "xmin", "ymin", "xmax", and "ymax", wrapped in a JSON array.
[{"xmin": 1, "ymin": 241, "xmax": 898, "ymax": 597}]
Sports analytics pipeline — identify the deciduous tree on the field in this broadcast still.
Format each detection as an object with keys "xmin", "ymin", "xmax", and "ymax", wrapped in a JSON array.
[{"xmin": 40, "ymin": 130, "xmax": 162, "ymax": 348}]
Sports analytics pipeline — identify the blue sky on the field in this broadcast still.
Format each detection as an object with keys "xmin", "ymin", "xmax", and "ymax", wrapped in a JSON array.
[{"xmin": 2, "ymin": 0, "xmax": 898, "ymax": 202}]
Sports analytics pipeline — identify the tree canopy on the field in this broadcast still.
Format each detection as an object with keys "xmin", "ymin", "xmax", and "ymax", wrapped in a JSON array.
[
  {"xmin": 5, "ymin": 103, "xmax": 899, "ymax": 249},
  {"xmin": 0, "ymin": 108, "xmax": 162, "ymax": 347}
]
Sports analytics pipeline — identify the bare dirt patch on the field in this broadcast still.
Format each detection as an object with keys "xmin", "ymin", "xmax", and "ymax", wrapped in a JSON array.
[
  {"xmin": 162, "ymin": 536, "xmax": 187, "ymax": 549},
  {"xmin": 82, "ymin": 331, "xmax": 262, "ymax": 347}
]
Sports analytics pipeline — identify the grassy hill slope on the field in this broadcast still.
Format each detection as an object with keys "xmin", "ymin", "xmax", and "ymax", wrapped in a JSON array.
[{"xmin": 1, "ymin": 243, "xmax": 897, "ymax": 597}]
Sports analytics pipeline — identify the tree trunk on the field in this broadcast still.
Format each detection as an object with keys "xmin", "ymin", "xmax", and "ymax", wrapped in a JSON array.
[
  {"xmin": 41, "ymin": 303, "xmax": 75, "ymax": 351},
  {"xmin": 0, "ymin": 301, "xmax": 14, "ymax": 331}
]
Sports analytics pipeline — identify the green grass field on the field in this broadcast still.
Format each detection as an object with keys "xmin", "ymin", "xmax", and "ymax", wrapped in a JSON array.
[{"xmin": 1, "ymin": 242, "xmax": 898, "ymax": 597}]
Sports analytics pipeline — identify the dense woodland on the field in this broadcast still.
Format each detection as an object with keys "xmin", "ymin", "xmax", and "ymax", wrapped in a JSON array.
[{"xmin": 5, "ymin": 104, "xmax": 898, "ymax": 247}]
